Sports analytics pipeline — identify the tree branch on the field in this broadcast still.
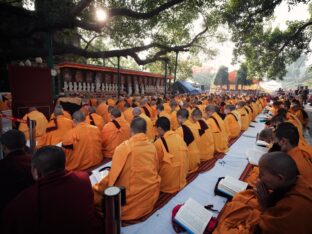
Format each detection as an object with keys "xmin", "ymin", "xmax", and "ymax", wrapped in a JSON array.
[{"xmin": 70, "ymin": 0, "xmax": 93, "ymax": 18}]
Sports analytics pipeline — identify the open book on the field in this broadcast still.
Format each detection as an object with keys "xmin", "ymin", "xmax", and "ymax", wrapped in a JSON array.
[
  {"xmin": 89, "ymin": 169, "xmax": 109, "ymax": 185},
  {"xmin": 217, "ymin": 176, "xmax": 248, "ymax": 197},
  {"xmin": 174, "ymin": 198, "xmax": 213, "ymax": 234}
]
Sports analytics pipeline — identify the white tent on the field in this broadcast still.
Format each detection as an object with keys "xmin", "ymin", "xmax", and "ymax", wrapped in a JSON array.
[{"xmin": 259, "ymin": 80, "xmax": 282, "ymax": 92}]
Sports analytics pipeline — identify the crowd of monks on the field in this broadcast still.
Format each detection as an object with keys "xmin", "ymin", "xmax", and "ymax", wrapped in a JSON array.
[{"xmin": 1, "ymin": 91, "xmax": 312, "ymax": 233}]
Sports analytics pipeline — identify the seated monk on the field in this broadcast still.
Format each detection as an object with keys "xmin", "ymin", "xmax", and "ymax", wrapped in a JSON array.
[
  {"xmin": 236, "ymin": 101, "xmax": 250, "ymax": 131},
  {"xmin": 37, "ymin": 105, "xmax": 74, "ymax": 147},
  {"xmin": 93, "ymin": 117, "xmax": 161, "ymax": 220},
  {"xmin": 274, "ymin": 122, "xmax": 312, "ymax": 184},
  {"xmin": 191, "ymin": 108, "xmax": 215, "ymax": 161},
  {"xmin": 214, "ymin": 152, "xmax": 312, "ymax": 234},
  {"xmin": 0, "ymin": 130, "xmax": 34, "ymax": 216},
  {"xmin": 290, "ymin": 101, "xmax": 309, "ymax": 128},
  {"xmin": 96, "ymin": 101, "xmax": 110, "ymax": 124},
  {"xmin": 132, "ymin": 107, "xmax": 155, "ymax": 142},
  {"xmin": 154, "ymin": 117, "xmax": 189, "ymax": 193},
  {"xmin": 102, "ymin": 108, "xmax": 130, "ymax": 158},
  {"xmin": 175, "ymin": 108, "xmax": 200, "ymax": 173},
  {"xmin": 224, "ymin": 104, "xmax": 242, "ymax": 139},
  {"xmin": 62, "ymin": 111, "xmax": 103, "ymax": 171},
  {"xmin": 123, "ymin": 102, "xmax": 133, "ymax": 124},
  {"xmin": 140, "ymin": 98, "xmax": 154, "ymax": 121},
  {"xmin": 85, "ymin": 106, "xmax": 104, "ymax": 131},
  {"xmin": 2, "ymin": 146, "xmax": 102, "ymax": 234},
  {"xmin": 169, "ymin": 100, "xmax": 179, "ymax": 130},
  {"xmin": 156, "ymin": 103, "xmax": 171, "ymax": 121},
  {"xmin": 205, "ymin": 105, "xmax": 229, "ymax": 153},
  {"xmin": 18, "ymin": 107, "xmax": 48, "ymax": 140}
]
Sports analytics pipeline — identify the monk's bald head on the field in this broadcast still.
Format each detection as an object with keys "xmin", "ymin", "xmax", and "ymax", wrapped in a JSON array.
[
  {"xmin": 205, "ymin": 105, "xmax": 218, "ymax": 113},
  {"xmin": 177, "ymin": 108, "xmax": 189, "ymax": 120},
  {"xmin": 54, "ymin": 105, "xmax": 64, "ymax": 117},
  {"xmin": 131, "ymin": 117, "xmax": 147, "ymax": 135},
  {"xmin": 259, "ymin": 128, "xmax": 273, "ymax": 143},
  {"xmin": 191, "ymin": 108, "xmax": 203, "ymax": 120},
  {"xmin": 73, "ymin": 110, "xmax": 85, "ymax": 123},
  {"xmin": 274, "ymin": 122, "xmax": 299, "ymax": 151},
  {"xmin": 237, "ymin": 101, "xmax": 246, "ymax": 108},
  {"xmin": 132, "ymin": 107, "xmax": 142, "ymax": 117},
  {"xmin": 110, "ymin": 108, "xmax": 121, "ymax": 118},
  {"xmin": 32, "ymin": 146, "xmax": 65, "ymax": 179},
  {"xmin": 259, "ymin": 152, "xmax": 299, "ymax": 190}
]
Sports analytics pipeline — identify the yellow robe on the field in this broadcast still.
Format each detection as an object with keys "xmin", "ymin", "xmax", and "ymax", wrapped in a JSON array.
[
  {"xmin": 123, "ymin": 107, "xmax": 133, "ymax": 124},
  {"xmin": 93, "ymin": 133, "xmax": 160, "ymax": 220},
  {"xmin": 196, "ymin": 119, "xmax": 215, "ymax": 161},
  {"xmin": 175, "ymin": 120, "xmax": 200, "ymax": 173},
  {"xmin": 62, "ymin": 122, "xmax": 103, "ymax": 171},
  {"xmin": 37, "ymin": 115, "xmax": 73, "ymax": 148},
  {"xmin": 18, "ymin": 110, "xmax": 48, "ymax": 140},
  {"xmin": 170, "ymin": 110, "xmax": 179, "ymax": 131},
  {"xmin": 237, "ymin": 107, "xmax": 250, "ymax": 131},
  {"xmin": 96, "ymin": 102, "xmax": 110, "ymax": 124},
  {"xmin": 206, "ymin": 112, "xmax": 229, "ymax": 153},
  {"xmin": 224, "ymin": 112, "xmax": 241, "ymax": 139},
  {"xmin": 102, "ymin": 117, "xmax": 131, "ymax": 158},
  {"xmin": 85, "ymin": 113, "xmax": 104, "ymax": 131},
  {"xmin": 139, "ymin": 113, "xmax": 155, "ymax": 142},
  {"xmin": 154, "ymin": 131, "xmax": 189, "ymax": 193}
]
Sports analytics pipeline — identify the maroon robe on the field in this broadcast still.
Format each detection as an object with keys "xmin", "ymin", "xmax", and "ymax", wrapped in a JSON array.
[
  {"xmin": 0, "ymin": 150, "xmax": 34, "ymax": 215},
  {"xmin": 2, "ymin": 171, "xmax": 102, "ymax": 234}
]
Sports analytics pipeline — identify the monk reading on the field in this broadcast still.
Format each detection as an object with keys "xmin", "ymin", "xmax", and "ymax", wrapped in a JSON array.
[
  {"xmin": 154, "ymin": 117, "xmax": 189, "ymax": 193},
  {"xmin": 175, "ymin": 108, "xmax": 200, "ymax": 173},
  {"xmin": 2, "ymin": 146, "xmax": 102, "ymax": 234},
  {"xmin": 214, "ymin": 152, "xmax": 312, "ymax": 234},
  {"xmin": 37, "ymin": 105, "xmax": 73, "ymax": 147},
  {"xmin": 18, "ymin": 107, "xmax": 48, "ymax": 140},
  {"xmin": 62, "ymin": 111, "xmax": 103, "ymax": 171},
  {"xmin": 93, "ymin": 117, "xmax": 160, "ymax": 220},
  {"xmin": 236, "ymin": 101, "xmax": 250, "ymax": 131},
  {"xmin": 205, "ymin": 105, "xmax": 229, "ymax": 153},
  {"xmin": 0, "ymin": 130, "xmax": 34, "ymax": 216},
  {"xmin": 191, "ymin": 108, "xmax": 215, "ymax": 161},
  {"xmin": 102, "ymin": 108, "xmax": 130, "ymax": 158},
  {"xmin": 274, "ymin": 122, "xmax": 312, "ymax": 184}
]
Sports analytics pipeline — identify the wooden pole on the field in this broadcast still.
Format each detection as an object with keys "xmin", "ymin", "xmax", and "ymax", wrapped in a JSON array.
[
  {"xmin": 117, "ymin": 56, "xmax": 121, "ymax": 98},
  {"xmin": 164, "ymin": 61, "xmax": 168, "ymax": 98},
  {"xmin": 173, "ymin": 51, "xmax": 179, "ymax": 83}
]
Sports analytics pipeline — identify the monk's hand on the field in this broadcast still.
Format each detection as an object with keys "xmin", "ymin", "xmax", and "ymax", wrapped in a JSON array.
[{"xmin": 254, "ymin": 180, "xmax": 270, "ymax": 211}]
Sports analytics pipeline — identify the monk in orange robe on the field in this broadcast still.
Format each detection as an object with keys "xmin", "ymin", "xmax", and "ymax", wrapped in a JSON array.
[
  {"xmin": 37, "ymin": 105, "xmax": 73, "ymax": 147},
  {"xmin": 102, "ymin": 108, "xmax": 130, "ymax": 158},
  {"xmin": 62, "ymin": 111, "xmax": 103, "ymax": 171},
  {"xmin": 85, "ymin": 106, "xmax": 104, "ymax": 131},
  {"xmin": 224, "ymin": 104, "xmax": 241, "ymax": 139},
  {"xmin": 214, "ymin": 152, "xmax": 312, "ymax": 234},
  {"xmin": 132, "ymin": 107, "xmax": 155, "ymax": 142},
  {"xmin": 191, "ymin": 108, "xmax": 215, "ymax": 161},
  {"xmin": 123, "ymin": 102, "xmax": 133, "ymax": 124},
  {"xmin": 205, "ymin": 105, "xmax": 229, "ymax": 153},
  {"xmin": 154, "ymin": 117, "xmax": 188, "ymax": 193},
  {"xmin": 140, "ymin": 98, "xmax": 154, "ymax": 121},
  {"xmin": 157, "ymin": 103, "xmax": 171, "ymax": 121},
  {"xmin": 50, "ymin": 109, "xmax": 72, "ymax": 120},
  {"xmin": 18, "ymin": 107, "xmax": 48, "ymax": 140},
  {"xmin": 274, "ymin": 122, "xmax": 312, "ymax": 184},
  {"xmin": 96, "ymin": 101, "xmax": 110, "ymax": 124},
  {"xmin": 93, "ymin": 117, "xmax": 160, "ymax": 220},
  {"xmin": 175, "ymin": 108, "xmax": 200, "ymax": 173},
  {"xmin": 236, "ymin": 101, "xmax": 250, "ymax": 130},
  {"xmin": 169, "ymin": 100, "xmax": 179, "ymax": 130}
]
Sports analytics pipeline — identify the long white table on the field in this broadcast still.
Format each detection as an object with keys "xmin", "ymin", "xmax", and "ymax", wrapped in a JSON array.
[{"xmin": 121, "ymin": 114, "xmax": 266, "ymax": 234}]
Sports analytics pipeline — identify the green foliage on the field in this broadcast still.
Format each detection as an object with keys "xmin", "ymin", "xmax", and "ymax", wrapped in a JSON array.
[{"xmin": 214, "ymin": 66, "xmax": 229, "ymax": 88}]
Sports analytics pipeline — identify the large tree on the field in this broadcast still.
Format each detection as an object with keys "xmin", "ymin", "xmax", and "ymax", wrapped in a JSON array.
[
  {"xmin": 0, "ymin": 0, "xmax": 224, "ymax": 67},
  {"xmin": 223, "ymin": 0, "xmax": 312, "ymax": 80},
  {"xmin": 214, "ymin": 65, "xmax": 229, "ymax": 89}
]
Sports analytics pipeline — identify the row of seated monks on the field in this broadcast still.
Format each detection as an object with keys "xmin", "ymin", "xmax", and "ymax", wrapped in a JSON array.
[
  {"xmin": 214, "ymin": 95, "xmax": 312, "ymax": 233},
  {"xmin": 1, "ymin": 92, "xmax": 311, "ymax": 233}
]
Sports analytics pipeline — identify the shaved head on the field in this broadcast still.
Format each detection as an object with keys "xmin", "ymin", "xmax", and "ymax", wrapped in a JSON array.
[
  {"xmin": 132, "ymin": 107, "xmax": 142, "ymax": 116},
  {"xmin": 54, "ymin": 105, "xmax": 64, "ymax": 117},
  {"xmin": 73, "ymin": 110, "xmax": 85, "ymax": 122},
  {"xmin": 110, "ymin": 108, "xmax": 121, "ymax": 118},
  {"xmin": 205, "ymin": 105, "xmax": 218, "ymax": 113},
  {"xmin": 225, "ymin": 104, "xmax": 235, "ymax": 112},
  {"xmin": 131, "ymin": 117, "xmax": 146, "ymax": 134},
  {"xmin": 259, "ymin": 128, "xmax": 273, "ymax": 143},
  {"xmin": 177, "ymin": 108, "xmax": 189, "ymax": 119},
  {"xmin": 32, "ymin": 146, "xmax": 65, "ymax": 178},
  {"xmin": 191, "ymin": 108, "xmax": 202, "ymax": 118},
  {"xmin": 260, "ymin": 152, "xmax": 299, "ymax": 180}
]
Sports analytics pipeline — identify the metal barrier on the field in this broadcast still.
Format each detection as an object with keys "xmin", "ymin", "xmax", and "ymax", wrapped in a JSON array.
[{"xmin": 0, "ymin": 112, "xmax": 37, "ymax": 154}]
